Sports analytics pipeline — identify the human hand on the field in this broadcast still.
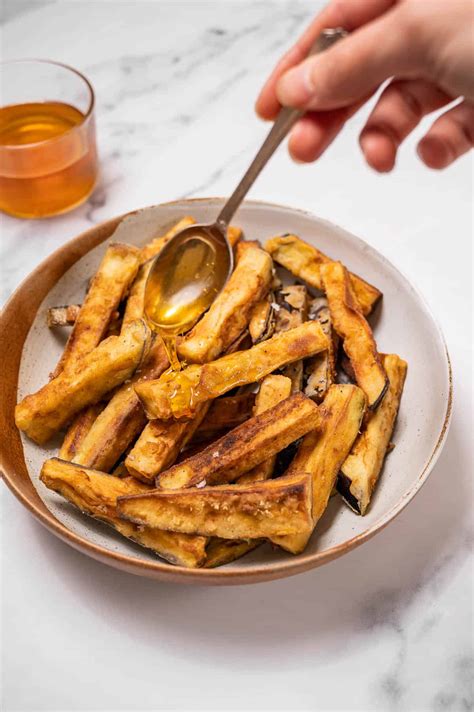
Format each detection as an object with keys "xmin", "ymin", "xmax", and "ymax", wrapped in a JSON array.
[{"xmin": 256, "ymin": 0, "xmax": 474, "ymax": 171}]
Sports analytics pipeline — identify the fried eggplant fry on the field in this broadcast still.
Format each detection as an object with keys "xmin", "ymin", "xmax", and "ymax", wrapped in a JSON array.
[
  {"xmin": 135, "ymin": 320, "xmax": 329, "ymax": 421},
  {"xmin": 124, "ymin": 403, "xmax": 210, "ymax": 483},
  {"xmin": 265, "ymin": 234, "xmax": 381, "ymax": 315},
  {"xmin": 338, "ymin": 354, "xmax": 407, "ymax": 514},
  {"xmin": 52, "ymin": 243, "xmax": 140, "ymax": 377},
  {"xmin": 271, "ymin": 384, "xmax": 367, "ymax": 553},
  {"xmin": 59, "ymin": 404, "xmax": 104, "ymax": 461},
  {"xmin": 237, "ymin": 375, "xmax": 292, "ymax": 484},
  {"xmin": 117, "ymin": 471, "xmax": 313, "ymax": 540},
  {"xmin": 71, "ymin": 337, "xmax": 169, "ymax": 472},
  {"xmin": 248, "ymin": 296, "xmax": 275, "ymax": 343},
  {"xmin": 15, "ymin": 319, "xmax": 151, "ymax": 445},
  {"xmin": 191, "ymin": 393, "xmax": 256, "ymax": 443},
  {"xmin": 304, "ymin": 297, "xmax": 337, "ymax": 403},
  {"xmin": 122, "ymin": 262, "xmax": 153, "ymax": 328},
  {"xmin": 47, "ymin": 304, "xmax": 82, "ymax": 328},
  {"xmin": 273, "ymin": 285, "xmax": 309, "ymax": 392},
  {"xmin": 40, "ymin": 458, "xmax": 207, "ymax": 567},
  {"xmin": 157, "ymin": 392, "xmax": 320, "ymax": 490},
  {"xmin": 321, "ymin": 261, "xmax": 388, "ymax": 410},
  {"xmin": 177, "ymin": 241, "xmax": 272, "ymax": 364},
  {"xmin": 201, "ymin": 377, "xmax": 292, "ymax": 565}
]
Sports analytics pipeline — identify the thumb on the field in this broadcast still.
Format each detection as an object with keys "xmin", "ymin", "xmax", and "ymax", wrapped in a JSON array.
[{"xmin": 276, "ymin": 6, "xmax": 428, "ymax": 111}]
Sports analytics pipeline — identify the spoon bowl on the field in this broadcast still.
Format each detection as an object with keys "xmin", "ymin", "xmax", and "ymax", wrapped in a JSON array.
[{"xmin": 144, "ymin": 221, "xmax": 232, "ymax": 337}]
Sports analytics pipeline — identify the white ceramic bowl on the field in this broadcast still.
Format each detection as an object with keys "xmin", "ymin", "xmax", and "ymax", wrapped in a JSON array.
[{"xmin": 3, "ymin": 199, "xmax": 452, "ymax": 584}]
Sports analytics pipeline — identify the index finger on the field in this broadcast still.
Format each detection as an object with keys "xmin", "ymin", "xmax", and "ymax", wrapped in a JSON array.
[{"xmin": 255, "ymin": 0, "xmax": 396, "ymax": 120}]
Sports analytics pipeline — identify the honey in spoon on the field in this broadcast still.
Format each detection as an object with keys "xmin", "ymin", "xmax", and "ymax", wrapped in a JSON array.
[{"xmin": 144, "ymin": 225, "xmax": 231, "ymax": 369}]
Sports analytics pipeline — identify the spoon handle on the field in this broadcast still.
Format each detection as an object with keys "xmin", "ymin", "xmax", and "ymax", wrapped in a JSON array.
[{"xmin": 217, "ymin": 27, "xmax": 348, "ymax": 229}]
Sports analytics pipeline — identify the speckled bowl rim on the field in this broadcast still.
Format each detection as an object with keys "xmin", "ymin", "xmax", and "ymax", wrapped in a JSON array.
[{"xmin": 0, "ymin": 198, "xmax": 453, "ymax": 585}]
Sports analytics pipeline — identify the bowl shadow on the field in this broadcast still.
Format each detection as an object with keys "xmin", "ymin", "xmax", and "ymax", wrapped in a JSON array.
[{"xmin": 23, "ymin": 416, "xmax": 469, "ymax": 666}]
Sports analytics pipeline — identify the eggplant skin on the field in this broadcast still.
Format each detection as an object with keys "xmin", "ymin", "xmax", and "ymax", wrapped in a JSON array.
[
  {"xmin": 337, "ymin": 473, "xmax": 361, "ymax": 514},
  {"xmin": 304, "ymin": 299, "xmax": 337, "ymax": 403},
  {"xmin": 321, "ymin": 261, "xmax": 388, "ymax": 410},
  {"xmin": 338, "ymin": 354, "xmax": 408, "ymax": 515},
  {"xmin": 39, "ymin": 458, "xmax": 207, "ymax": 568}
]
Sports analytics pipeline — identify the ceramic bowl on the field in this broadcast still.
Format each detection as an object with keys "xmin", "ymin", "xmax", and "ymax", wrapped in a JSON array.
[{"xmin": 0, "ymin": 199, "xmax": 452, "ymax": 584}]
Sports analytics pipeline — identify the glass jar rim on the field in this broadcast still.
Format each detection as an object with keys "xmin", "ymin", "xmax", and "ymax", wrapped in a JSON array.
[{"xmin": 0, "ymin": 58, "xmax": 95, "ymax": 150}]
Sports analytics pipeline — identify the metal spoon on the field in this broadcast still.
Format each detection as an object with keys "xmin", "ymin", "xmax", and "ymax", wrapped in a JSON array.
[{"xmin": 144, "ymin": 27, "xmax": 348, "ymax": 349}]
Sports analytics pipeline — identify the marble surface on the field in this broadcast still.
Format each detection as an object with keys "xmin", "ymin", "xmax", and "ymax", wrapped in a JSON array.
[{"xmin": 1, "ymin": 2, "xmax": 472, "ymax": 711}]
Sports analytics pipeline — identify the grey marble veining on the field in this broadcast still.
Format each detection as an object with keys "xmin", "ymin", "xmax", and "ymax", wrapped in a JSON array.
[{"xmin": 0, "ymin": 0, "xmax": 53, "ymax": 24}]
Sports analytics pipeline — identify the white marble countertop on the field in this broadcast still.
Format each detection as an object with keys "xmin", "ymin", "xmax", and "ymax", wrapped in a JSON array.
[{"xmin": 1, "ymin": 2, "xmax": 473, "ymax": 711}]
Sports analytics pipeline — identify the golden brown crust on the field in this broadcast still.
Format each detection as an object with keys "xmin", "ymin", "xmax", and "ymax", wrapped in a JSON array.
[
  {"xmin": 271, "ymin": 384, "xmax": 367, "ymax": 553},
  {"xmin": 71, "ymin": 337, "xmax": 169, "ymax": 472},
  {"xmin": 191, "ymin": 393, "xmax": 256, "ymax": 443},
  {"xmin": 237, "ymin": 375, "xmax": 292, "ymax": 485},
  {"xmin": 125, "ymin": 403, "xmax": 210, "ymax": 483},
  {"xmin": 265, "ymin": 234, "xmax": 382, "ymax": 315},
  {"xmin": 121, "ymin": 262, "xmax": 152, "ymax": 328},
  {"xmin": 47, "ymin": 304, "xmax": 82, "ymax": 328},
  {"xmin": 248, "ymin": 297, "xmax": 274, "ymax": 343},
  {"xmin": 117, "ymin": 472, "xmax": 313, "ymax": 540},
  {"xmin": 135, "ymin": 321, "xmax": 329, "ymax": 421},
  {"xmin": 204, "ymin": 538, "xmax": 263, "ymax": 568},
  {"xmin": 40, "ymin": 458, "xmax": 207, "ymax": 567},
  {"xmin": 59, "ymin": 404, "xmax": 104, "ymax": 461},
  {"xmin": 321, "ymin": 261, "xmax": 388, "ymax": 410},
  {"xmin": 157, "ymin": 392, "xmax": 320, "ymax": 490},
  {"xmin": 225, "ymin": 225, "xmax": 243, "ymax": 249},
  {"xmin": 15, "ymin": 319, "xmax": 151, "ymax": 444},
  {"xmin": 177, "ymin": 241, "xmax": 272, "ymax": 364},
  {"xmin": 196, "ymin": 377, "xmax": 291, "ymax": 566},
  {"xmin": 52, "ymin": 243, "xmax": 140, "ymax": 377},
  {"xmin": 338, "ymin": 354, "xmax": 407, "ymax": 515}
]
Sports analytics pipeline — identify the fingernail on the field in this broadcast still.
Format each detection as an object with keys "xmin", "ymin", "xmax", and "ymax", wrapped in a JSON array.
[{"xmin": 277, "ymin": 61, "xmax": 315, "ymax": 107}]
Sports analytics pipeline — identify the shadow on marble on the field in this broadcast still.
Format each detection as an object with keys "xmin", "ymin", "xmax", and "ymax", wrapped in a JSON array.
[{"xmin": 24, "ymin": 415, "xmax": 469, "ymax": 662}]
